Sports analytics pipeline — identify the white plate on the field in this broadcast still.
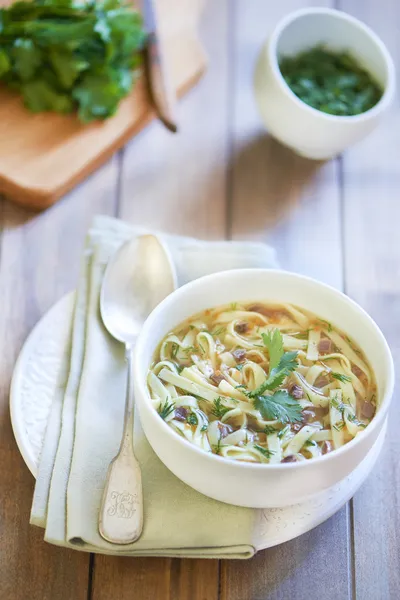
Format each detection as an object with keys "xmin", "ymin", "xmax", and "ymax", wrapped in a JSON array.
[{"xmin": 10, "ymin": 293, "xmax": 386, "ymax": 550}]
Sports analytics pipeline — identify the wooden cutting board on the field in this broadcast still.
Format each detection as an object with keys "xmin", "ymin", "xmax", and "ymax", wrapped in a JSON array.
[{"xmin": 0, "ymin": 0, "xmax": 206, "ymax": 209}]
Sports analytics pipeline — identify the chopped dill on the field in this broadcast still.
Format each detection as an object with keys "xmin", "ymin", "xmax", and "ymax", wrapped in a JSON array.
[
  {"xmin": 211, "ymin": 397, "xmax": 230, "ymax": 419},
  {"xmin": 187, "ymin": 413, "xmax": 198, "ymax": 426},
  {"xmin": 304, "ymin": 439, "xmax": 317, "ymax": 447},
  {"xmin": 200, "ymin": 423, "xmax": 208, "ymax": 432},
  {"xmin": 230, "ymin": 302, "xmax": 238, "ymax": 311},
  {"xmin": 212, "ymin": 437, "xmax": 224, "ymax": 455},
  {"xmin": 331, "ymin": 396, "xmax": 366, "ymax": 428},
  {"xmin": 319, "ymin": 319, "xmax": 333, "ymax": 332},
  {"xmin": 263, "ymin": 425, "xmax": 277, "ymax": 435},
  {"xmin": 332, "ymin": 372, "xmax": 352, "ymax": 383},
  {"xmin": 293, "ymin": 330, "xmax": 311, "ymax": 340},
  {"xmin": 182, "ymin": 345, "xmax": 197, "ymax": 355},
  {"xmin": 158, "ymin": 400, "xmax": 175, "ymax": 420},
  {"xmin": 171, "ymin": 342, "xmax": 179, "ymax": 359},
  {"xmin": 235, "ymin": 384, "xmax": 247, "ymax": 390},
  {"xmin": 254, "ymin": 444, "xmax": 275, "ymax": 459},
  {"xmin": 198, "ymin": 341, "xmax": 206, "ymax": 354},
  {"xmin": 211, "ymin": 326, "xmax": 226, "ymax": 336},
  {"xmin": 236, "ymin": 363, "xmax": 245, "ymax": 372},
  {"xmin": 330, "ymin": 397, "xmax": 345, "ymax": 413},
  {"xmin": 346, "ymin": 413, "xmax": 366, "ymax": 427},
  {"xmin": 333, "ymin": 421, "xmax": 345, "ymax": 431},
  {"xmin": 189, "ymin": 325, "xmax": 196, "ymax": 330},
  {"xmin": 277, "ymin": 425, "xmax": 290, "ymax": 439},
  {"xmin": 176, "ymin": 364, "xmax": 184, "ymax": 374}
]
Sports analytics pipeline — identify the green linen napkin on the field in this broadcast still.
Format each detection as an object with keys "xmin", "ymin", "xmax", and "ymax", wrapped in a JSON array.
[{"xmin": 30, "ymin": 216, "xmax": 277, "ymax": 558}]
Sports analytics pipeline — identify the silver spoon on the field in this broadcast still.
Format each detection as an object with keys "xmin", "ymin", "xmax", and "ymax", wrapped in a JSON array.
[{"xmin": 99, "ymin": 234, "xmax": 177, "ymax": 544}]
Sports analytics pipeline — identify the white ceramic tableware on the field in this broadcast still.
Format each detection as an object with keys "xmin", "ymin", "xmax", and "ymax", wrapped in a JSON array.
[
  {"xmin": 8, "ymin": 291, "xmax": 388, "ymax": 549},
  {"xmin": 254, "ymin": 8, "xmax": 395, "ymax": 159},
  {"xmin": 133, "ymin": 269, "xmax": 394, "ymax": 508}
]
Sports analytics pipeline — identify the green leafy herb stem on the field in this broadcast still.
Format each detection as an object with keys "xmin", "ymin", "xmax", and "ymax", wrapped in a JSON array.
[
  {"xmin": 211, "ymin": 397, "xmax": 230, "ymax": 419},
  {"xmin": 254, "ymin": 444, "xmax": 275, "ymax": 459},
  {"xmin": 158, "ymin": 400, "xmax": 175, "ymax": 420},
  {"xmin": 187, "ymin": 413, "xmax": 198, "ymax": 426},
  {"xmin": 331, "ymin": 372, "xmax": 352, "ymax": 383}
]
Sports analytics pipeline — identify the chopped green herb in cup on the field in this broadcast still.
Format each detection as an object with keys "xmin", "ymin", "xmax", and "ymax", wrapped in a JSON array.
[{"xmin": 279, "ymin": 46, "xmax": 383, "ymax": 116}]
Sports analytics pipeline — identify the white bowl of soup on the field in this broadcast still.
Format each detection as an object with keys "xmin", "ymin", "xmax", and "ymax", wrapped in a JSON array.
[{"xmin": 133, "ymin": 270, "xmax": 394, "ymax": 508}]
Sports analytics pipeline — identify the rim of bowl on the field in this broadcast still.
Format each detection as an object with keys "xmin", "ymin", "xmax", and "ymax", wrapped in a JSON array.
[
  {"xmin": 268, "ymin": 7, "xmax": 396, "ymax": 123},
  {"xmin": 134, "ymin": 269, "xmax": 395, "ymax": 471}
]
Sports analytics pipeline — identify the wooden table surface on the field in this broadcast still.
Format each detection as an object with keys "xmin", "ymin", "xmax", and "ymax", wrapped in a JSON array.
[{"xmin": 1, "ymin": 1, "xmax": 398, "ymax": 599}]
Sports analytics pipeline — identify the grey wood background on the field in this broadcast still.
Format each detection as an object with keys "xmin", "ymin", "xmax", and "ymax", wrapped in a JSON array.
[{"xmin": 0, "ymin": 1, "xmax": 398, "ymax": 599}]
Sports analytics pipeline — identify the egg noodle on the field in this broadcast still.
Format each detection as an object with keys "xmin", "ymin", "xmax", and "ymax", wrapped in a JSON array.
[{"xmin": 148, "ymin": 302, "xmax": 376, "ymax": 464}]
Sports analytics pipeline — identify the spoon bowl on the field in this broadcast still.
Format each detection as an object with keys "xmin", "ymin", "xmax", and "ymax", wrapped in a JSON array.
[{"xmin": 101, "ymin": 235, "xmax": 177, "ymax": 344}]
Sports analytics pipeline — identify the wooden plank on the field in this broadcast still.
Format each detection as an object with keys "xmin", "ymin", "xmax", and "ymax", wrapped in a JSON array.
[
  {"xmin": 91, "ymin": 1, "xmax": 229, "ymax": 598},
  {"xmin": 338, "ymin": 1, "xmax": 400, "ymax": 598},
  {"xmin": 0, "ymin": 159, "xmax": 118, "ymax": 599},
  {"xmin": 115, "ymin": 3, "xmax": 228, "ymax": 237},
  {"xmin": 221, "ymin": 519, "xmax": 350, "ymax": 600},
  {"xmin": 222, "ymin": 1, "xmax": 351, "ymax": 599},
  {"xmin": 90, "ymin": 557, "xmax": 219, "ymax": 600}
]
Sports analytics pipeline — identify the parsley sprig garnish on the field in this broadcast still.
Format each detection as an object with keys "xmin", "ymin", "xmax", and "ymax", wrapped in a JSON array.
[
  {"xmin": 247, "ymin": 332, "xmax": 298, "ymax": 397},
  {"xmin": 262, "ymin": 329, "xmax": 284, "ymax": 369},
  {"xmin": 253, "ymin": 391, "xmax": 303, "ymax": 423},
  {"xmin": 245, "ymin": 329, "xmax": 302, "ymax": 424}
]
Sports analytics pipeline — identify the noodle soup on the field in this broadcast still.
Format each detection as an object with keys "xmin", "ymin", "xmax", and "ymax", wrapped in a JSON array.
[{"xmin": 148, "ymin": 302, "xmax": 377, "ymax": 464}]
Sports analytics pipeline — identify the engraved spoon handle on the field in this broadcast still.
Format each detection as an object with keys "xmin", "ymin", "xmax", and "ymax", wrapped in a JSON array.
[{"xmin": 99, "ymin": 347, "xmax": 143, "ymax": 544}]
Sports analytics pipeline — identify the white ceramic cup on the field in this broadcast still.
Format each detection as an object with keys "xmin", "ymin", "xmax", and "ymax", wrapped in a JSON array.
[
  {"xmin": 133, "ymin": 269, "xmax": 394, "ymax": 508},
  {"xmin": 254, "ymin": 8, "xmax": 396, "ymax": 160}
]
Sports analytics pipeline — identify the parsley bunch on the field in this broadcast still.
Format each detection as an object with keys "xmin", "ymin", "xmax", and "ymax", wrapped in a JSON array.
[
  {"xmin": 246, "ymin": 330, "xmax": 302, "ymax": 424},
  {"xmin": 0, "ymin": 0, "xmax": 146, "ymax": 122}
]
